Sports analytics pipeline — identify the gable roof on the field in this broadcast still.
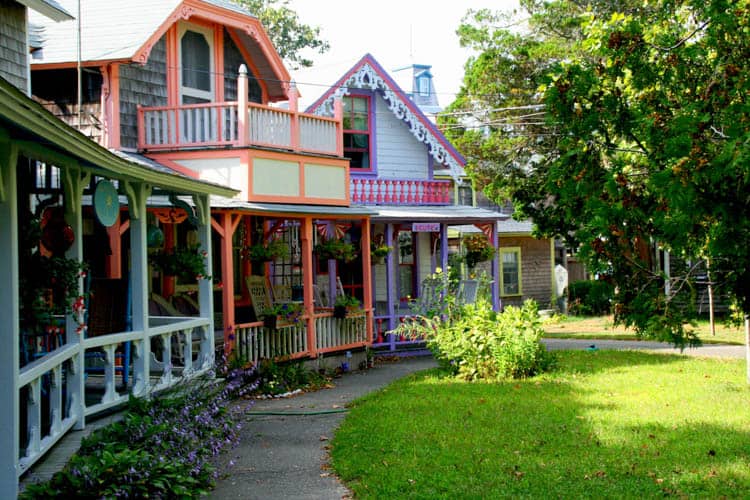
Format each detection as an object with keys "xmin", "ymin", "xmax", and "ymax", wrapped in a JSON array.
[
  {"xmin": 306, "ymin": 54, "xmax": 465, "ymax": 181},
  {"xmin": 29, "ymin": 0, "xmax": 290, "ymax": 100},
  {"xmin": 16, "ymin": 0, "xmax": 73, "ymax": 21},
  {"xmin": 0, "ymin": 74, "xmax": 237, "ymax": 198}
]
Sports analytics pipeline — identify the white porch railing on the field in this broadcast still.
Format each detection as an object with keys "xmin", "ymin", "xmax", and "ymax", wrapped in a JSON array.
[
  {"xmin": 17, "ymin": 316, "xmax": 212, "ymax": 477},
  {"xmin": 233, "ymin": 320, "xmax": 307, "ymax": 365},
  {"xmin": 315, "ymin": 312, "xmax": 367, "ymax": 351}
]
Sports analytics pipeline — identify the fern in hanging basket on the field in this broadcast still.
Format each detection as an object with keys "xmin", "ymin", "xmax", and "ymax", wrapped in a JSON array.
[
  {"xmin": 244, "ymin": 239, "xmax": 287, "ymax": 263},
  {"xmin": 314, "ymin": 237, "xmax": 358, "ymax": 263},
  {"xmin": 463, "ymin": 233, "xmax": 496, "ymax": 270}
]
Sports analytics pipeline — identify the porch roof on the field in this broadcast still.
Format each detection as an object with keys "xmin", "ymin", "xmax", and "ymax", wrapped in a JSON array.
[
  {"xmin": 0, "ymin": 76, "xmax": 238, "ymax": 198},
  {"xmin": 371, "ymin": 205, "xmax": 508, "ymax": 223},
  {"xmin": 17, "ymin": 0, "xmax": 73, "ymax": 21},
  {"xmin": 209, "ymin": 198, "xmax": 377, "ymax": 217}
]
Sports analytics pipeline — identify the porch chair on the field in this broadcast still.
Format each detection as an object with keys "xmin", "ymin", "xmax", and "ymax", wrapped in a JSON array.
[
  {"xmin": 148, "ymin": 293, "xmax": 201, "ymax": 368},
  {"xmin": 246, "ymin": 275, "xmax": 272, "ymax": 320},
  {"xmin": 458, "ymin": 279, "xmax": 480, "ymax": 305}
]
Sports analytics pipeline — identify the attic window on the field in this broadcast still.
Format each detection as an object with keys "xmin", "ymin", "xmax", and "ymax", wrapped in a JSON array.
[
  {"xmin": 180, "ymin": 25, "xmax": 214, "ymax": 103},
  {"xmin": 417, "ymin": 76, "xmax": 430, "ymax": 97}
]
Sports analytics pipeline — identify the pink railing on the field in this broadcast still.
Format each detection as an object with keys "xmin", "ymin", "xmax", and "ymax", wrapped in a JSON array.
[{"xmin": 350, "ymin": 178, "xmax": 452, "ymax": 205}]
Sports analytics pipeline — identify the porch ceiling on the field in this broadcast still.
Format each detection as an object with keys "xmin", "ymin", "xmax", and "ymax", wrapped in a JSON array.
[
  {"xmin": 0, "ymin": 76, "xmax": 238, "ymax": 198},
  {"xmin": 372, "ymin": 205, "xmax": 509, "ymax": 223}
]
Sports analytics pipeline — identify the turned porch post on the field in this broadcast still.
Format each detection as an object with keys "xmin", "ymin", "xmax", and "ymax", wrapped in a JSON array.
[
  {"xmin": 301, "ymin": 217, "xmax": 317, "ymax": 356},
  {"xmin": 194, "ymin": 194, "xmax": 215, "ymax": 369}
]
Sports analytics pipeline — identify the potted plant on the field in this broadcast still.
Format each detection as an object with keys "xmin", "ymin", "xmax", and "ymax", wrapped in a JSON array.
[
  {"xmin": 244, "ymin": 238, "xmax": 287, "ymax": 263},
  {"xmin": 333, "ymin": 294, "xmax": 361, "ymax": 319},
  {"xmin": 262, "ymin": 302, "xmax": 303, "ymax": 330},
  {"xmin": 463, "ymin": 234, "xmax": 496, "ymax": 271},
  {"xmin": 315, "ymin": 237, "xmax": 357, "ymax": 263},
  {"xmin": 151, "ymin": 245, "xmax": 210, "ymax": 282}
]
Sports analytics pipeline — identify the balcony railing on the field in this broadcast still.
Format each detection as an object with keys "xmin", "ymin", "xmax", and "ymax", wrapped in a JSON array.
[
  {"xmin": 350, "ymin": 178, "xmax": 452, "ymax": 205},
  {"xmin": 138, "ymin": 99, "xmax": 341, "ymax": 156}
]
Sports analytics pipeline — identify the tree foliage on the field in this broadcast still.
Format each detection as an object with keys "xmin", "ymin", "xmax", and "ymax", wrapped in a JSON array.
[
  {"xmin": 232, "ymin": 0, "xmax": 329, "ymax": 69},
  {"xmin": 445, "ymin": 0, "xmax": 750, "ymax": 345}
]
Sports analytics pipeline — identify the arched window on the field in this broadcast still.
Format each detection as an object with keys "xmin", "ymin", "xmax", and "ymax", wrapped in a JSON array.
[{"xmin": 180, "ymin": 25, "xmax": 214, "ymax": 104}]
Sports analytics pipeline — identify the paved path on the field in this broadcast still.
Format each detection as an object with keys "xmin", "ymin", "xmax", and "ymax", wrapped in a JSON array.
[
  {"xmin": 209, "ymin": 357, "xmax": 437, "ymax": 500},
  {"xmin": 542, "ymin": 338, "xmax": 747, "ymax": 359}
]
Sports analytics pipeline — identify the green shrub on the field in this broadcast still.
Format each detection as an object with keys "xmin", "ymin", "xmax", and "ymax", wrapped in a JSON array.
[
  {"xmin": 395, "ymin": 300, "xmax": 555, "ymax": 380},
  {"xmin": 567, "ymin": 279, "xmax": 613, "ymax": 315}
]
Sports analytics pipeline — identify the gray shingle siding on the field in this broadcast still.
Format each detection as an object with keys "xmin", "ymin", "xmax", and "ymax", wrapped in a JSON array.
[
  {"xmin": 501, "ymin": 236, "xmax": 553, "ymax": 309},
  {"xmin": 119, "ymin": 35, "xmax": 167, "ymax": 149},
  {"xmin": 224, "ymin": 30, "xmax": 261, "ymax": 104},
  {"xmin": 0, "ymin": 0, "xmax": 29, "ymax": 91}
]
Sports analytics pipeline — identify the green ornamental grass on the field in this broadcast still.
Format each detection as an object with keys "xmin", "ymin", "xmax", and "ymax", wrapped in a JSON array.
[{"xmin": 332, "ymin": 351, "xmax": 750, "ymax": 498}]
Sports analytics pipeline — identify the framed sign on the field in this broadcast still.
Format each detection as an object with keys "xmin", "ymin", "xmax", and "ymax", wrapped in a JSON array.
[
  {"xmin": 412, "ymin": 222, "xmax": 440, "ymax": 233},
  {"xmin": 93, "ymin": 179, "xmax": 119, "ymax": 227}
]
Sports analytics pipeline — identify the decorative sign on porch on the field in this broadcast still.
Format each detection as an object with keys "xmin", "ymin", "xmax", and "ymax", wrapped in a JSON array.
[
  {"xmin": 412, "ymin": 222, "xmax": 440, "ymax": 233},
  {"xmin": 93, "ymin": 179, "xmax": 119, "ymax": 227}
]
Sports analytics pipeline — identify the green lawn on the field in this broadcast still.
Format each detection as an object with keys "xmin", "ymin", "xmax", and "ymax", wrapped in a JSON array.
[
  {"xmin": 332, "ymin": 351, "xmax": 750, "ymax": 498},
  {"xmin": 543, "ymin": 315, "xmax": 746, "ymax": 345}
]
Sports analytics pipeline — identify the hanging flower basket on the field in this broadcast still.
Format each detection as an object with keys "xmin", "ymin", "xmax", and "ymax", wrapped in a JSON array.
[
  {"xmin": 315, "ymin": 237, "xmax": 357, "ymax": 263},
  {"xmin": 463, "ymin": 234, "xmax": 496, "ymax": 271},
  {"xmin": 244, "ymin": 239, "xmax": 287, "ymax": 263},
  {"xmin": 151, "ymin": 245, "xmax": 210, "ymax": 282}
]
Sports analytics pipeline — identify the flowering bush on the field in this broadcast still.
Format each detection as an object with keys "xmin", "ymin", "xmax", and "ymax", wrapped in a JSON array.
[
  {"xmin": 391, "ymin": 299, "xmax": 555, "ymax": 380},
  {"xmin": 152, "ymin": 245, "xmax": 210, "ymax": 281},
  {"xmin": 20, "ymin": 363, "xmax": 257, "ymax": 499}
]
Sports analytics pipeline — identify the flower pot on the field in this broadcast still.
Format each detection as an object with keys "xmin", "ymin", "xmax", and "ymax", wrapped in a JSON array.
[
  {"xmin": 333, "ymin": 305, "xmax": 347, "ymax": 319},
  {"xmin": 263, "ymin": 315, "xmax": 278, "ymax": 330}
]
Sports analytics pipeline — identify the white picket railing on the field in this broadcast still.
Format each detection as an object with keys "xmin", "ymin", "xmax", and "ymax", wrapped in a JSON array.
[
  {"xmin": 299, "ymin": 115, "xmax": 338, "ymax": 153},
  {"xmin": 17, "ymin": 316, "xmax": 212, "ymax": 477},
  {"xmin": 247, "ymin": 105, "xmax": 292, "ymax": 148},
  {"xmin": 315, "ymin": 312, "xmax": 367, "ymax": 351},
  {"xmin": 233, "ymin": 320, "xmax": 307, "ymax": 364}
]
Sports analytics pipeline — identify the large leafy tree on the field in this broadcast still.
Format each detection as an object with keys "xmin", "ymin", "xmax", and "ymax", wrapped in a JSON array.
[
  {"xmin": 445, "ymin": 0, "xmax": 750, "ymax": 345},
  {"xmin": 233, "ymin": 0, "xmax": 329, "ymax": 69}
]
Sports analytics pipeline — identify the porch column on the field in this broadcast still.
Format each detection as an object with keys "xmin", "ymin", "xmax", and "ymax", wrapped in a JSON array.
[
  {"xmin": 0, "ymin": 139, "xmax": 20, "ymax": 498},
  {"xmin": 385, "ymin": 223, "xmax": 397, "ymax": 349},
  {"xmin": 124, "ymin": 181, "xmax": 151, "ymax": 396},
  {"xmin": 193, "ymin": 194, "xmax": 214, "ymax": 370},
  {"xmin": 491, "ymin": 222, "xmax": 500, "ymax": 311},
  {"xmin": 62, "ymin": 166, "xmax": 89, "ymax": 431},
  {"xmin": 215, "ymin": 212, "xmax": 238, "ymax": 357},
  {"xmin": 301, "ymin": 217, "xmax": 316, "ymax": 356},
  {"xmin": 104, "ymin": 214, "xmax": 122, "ymax": 279},
  {"xmin": 361, "ymin": 217, "xmax": 373, "ymax": 344},
  {"xmin": 440, "ymin": 223, "xmax": 448, "ymax": 274}
]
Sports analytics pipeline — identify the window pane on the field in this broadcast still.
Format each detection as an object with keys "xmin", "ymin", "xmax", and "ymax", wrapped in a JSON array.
[
  {"xmin": 351, "ymin": 133, "xmax": 368, "ymax": 148},
  {"xmin": 353, "ymin": 98, "xmax": 368, "ymax": 113},
  {"xmin": 182, "ymin": 30, "xmax": 211, "ymax": 92},
  {"xmin": 502, "ymin": 251, "xmax": 519, "ymax": 295},
  {"xmin": 352, "ymin": 115, "xmax": 368, "ymax": 130}
]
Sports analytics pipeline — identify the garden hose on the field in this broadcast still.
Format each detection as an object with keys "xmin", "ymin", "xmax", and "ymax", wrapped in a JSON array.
[{"xmin": 244, "ymin": 408, "xmax": 349, "ymax": 416}]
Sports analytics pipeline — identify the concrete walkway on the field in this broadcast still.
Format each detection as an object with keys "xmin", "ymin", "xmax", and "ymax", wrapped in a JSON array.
[
  {"xmin": 209, "ymin": 357, "xmax": 437, "ymax": 500},
  {"xmin": 542, "ymin": 338, "xmax": 747, "ymax": 359}
]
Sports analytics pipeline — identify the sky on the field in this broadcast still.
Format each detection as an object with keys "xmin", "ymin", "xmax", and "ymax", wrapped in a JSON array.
[{"xmin": 285, "ymin": 0, "xmax": 520, "ymax": 109}]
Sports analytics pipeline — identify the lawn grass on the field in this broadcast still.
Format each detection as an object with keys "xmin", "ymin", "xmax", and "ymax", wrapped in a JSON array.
[
  {"xmin": 331, "ymin": 351, "xmax": 750, "ymax": 498},
  {"xmin": 543, "ymin": 315, "xmax": 746, "ymax": 345}
]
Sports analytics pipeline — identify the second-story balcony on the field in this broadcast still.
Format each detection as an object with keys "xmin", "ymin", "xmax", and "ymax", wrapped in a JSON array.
[{"xmin": 137, "ymin": 101, "xmax": 342, "ymax": 155}]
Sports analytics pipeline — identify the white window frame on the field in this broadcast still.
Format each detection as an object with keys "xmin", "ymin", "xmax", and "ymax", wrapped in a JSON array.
[
  {"xmin": 178, "ymin": 22, "xmax": 215, "ymax": 104},
  {"xmin": 500, "ymin": 247, "xmax": 522, "ymax": 297}
]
